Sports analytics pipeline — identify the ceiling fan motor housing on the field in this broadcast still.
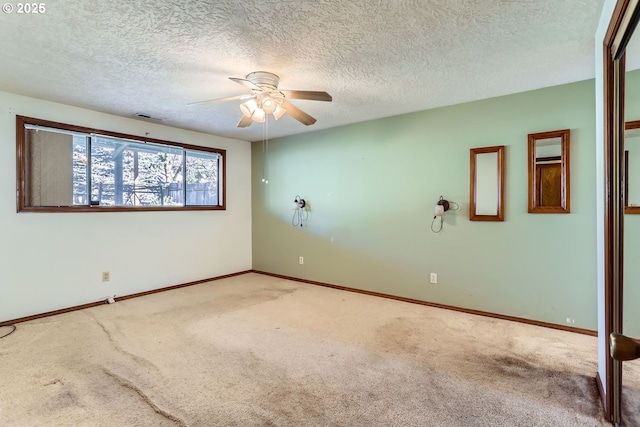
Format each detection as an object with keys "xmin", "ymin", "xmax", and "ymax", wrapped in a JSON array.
[{"xmin": 246, "ymin": 71, "xmax": 280, "ymax": 92}]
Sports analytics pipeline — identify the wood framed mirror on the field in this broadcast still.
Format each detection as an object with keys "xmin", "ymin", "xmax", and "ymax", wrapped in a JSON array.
[
  {"xmin": 625, "ymin": 120, "xmax": 640, "ymax": 214},
  {"xmin": 469, "ymin": 145, "xmax": 504, "ymax": 221},
  {"xmin": 527, "ymin": 129, "xmax": 570, "ymax": 214}
]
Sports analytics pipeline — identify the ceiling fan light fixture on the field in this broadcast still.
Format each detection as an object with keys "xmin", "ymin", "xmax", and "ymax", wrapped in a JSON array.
[
  {"xmin": 251, "ymin": 108, "xmax": 266, "ymax": 123},
  {"xmin": 262, "ymin": 98, "xmax": 277, "ymax": 114},
  {"xmin": 257, "ymin": 92, "xmax": 278, "ymax": 114},
  {"xmin": 240, "ymin": 99, "xmax": 258, "ymax": 118},
  {"xmin": 273, "ymin": 104, "xmax": 286, "ymax": 120}
]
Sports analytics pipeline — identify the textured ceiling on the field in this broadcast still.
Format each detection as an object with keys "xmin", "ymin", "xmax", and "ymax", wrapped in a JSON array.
[{"xmin": 0, "ymin": 0, "xmax": 606, "ymax": 142}]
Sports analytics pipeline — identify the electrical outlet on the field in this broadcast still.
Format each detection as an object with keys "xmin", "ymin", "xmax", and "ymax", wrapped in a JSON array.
[
  {"xmin": 566, "ymin": 317, "xmax": 575, "ymax": 324},
  {"xmin": 430, "ymin": 273, "xmax": 437, "ymax": 284},
  {"xmin": 299, "ymin": 256, "xmax": 304, "ymax": 265},
  {"xmin": 102, "ymin": 271, "xmax": 110, "ymax": 282}
]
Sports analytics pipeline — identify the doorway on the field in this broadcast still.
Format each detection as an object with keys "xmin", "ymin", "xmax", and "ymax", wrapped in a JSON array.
[{"xmin": 599, "ymin": 0, "xmax": 640, "ymax": 424}]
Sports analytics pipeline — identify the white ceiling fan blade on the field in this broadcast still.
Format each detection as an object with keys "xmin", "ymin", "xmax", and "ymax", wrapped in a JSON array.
[
  {"xmin": 281, "ymin": 90, "xmax": 332, "ymax": 102},
  {"xmin": 229, "ymin": 77, "xmax": 263, "ymax": 91},
  {"xmin": 280, "ymin": 101, "xmax": 317, "ymax": 126},
  {"xmin": 237, "ymin": 115, "xmax": 253, "ymax": 128},
  {"xmin": 188, "ymin": 94, "xmax": 255, "ymax": 106}
]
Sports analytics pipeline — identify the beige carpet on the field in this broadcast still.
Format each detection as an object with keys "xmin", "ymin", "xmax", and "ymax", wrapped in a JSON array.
[{"xmin": 1, "ymin": 273, "xmax": 639, "ymax": 426}]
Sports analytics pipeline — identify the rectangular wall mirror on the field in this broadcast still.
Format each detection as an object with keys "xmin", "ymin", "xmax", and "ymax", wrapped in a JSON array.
[
  {"xmin": 469, "ymin": 145, "xmax": 504, "ymax": 221},
  {"xmin": 527, "ymin": 129, "xmax": 570, "ymax": 214},
  {"xmin": 625, "ymin": 120, "xmax": 640, "ymax": 214}
]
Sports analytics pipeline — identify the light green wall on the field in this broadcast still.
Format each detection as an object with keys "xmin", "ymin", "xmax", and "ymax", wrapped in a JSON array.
[{"xmin": 252, "ymin": 79, "xmax": 598, "ymax": 330}]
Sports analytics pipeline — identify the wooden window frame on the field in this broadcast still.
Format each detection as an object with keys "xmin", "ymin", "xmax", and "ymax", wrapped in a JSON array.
[{"xmin": 16, "ymin": 115, "xmax": 226, "ymax": 213}]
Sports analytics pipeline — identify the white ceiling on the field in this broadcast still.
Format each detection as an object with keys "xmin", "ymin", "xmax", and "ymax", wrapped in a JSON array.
[{"xmin": 0, "ymin": 0, "xmax": 606, "ymax": 142}]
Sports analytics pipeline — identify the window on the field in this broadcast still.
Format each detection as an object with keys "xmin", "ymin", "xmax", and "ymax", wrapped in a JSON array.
[{"xmin": 16, "ymin": 116, "xmax": 225, "ymax": 212}]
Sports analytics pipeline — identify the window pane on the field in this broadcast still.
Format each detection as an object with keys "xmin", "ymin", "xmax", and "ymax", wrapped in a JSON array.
[
  {"xmin": 90, "ymin": 137, "xmax": 123, "ymax": 206},
  {"xmin": 90, "ymin": 137, "xmax": 184, "ymax": 207},
  {"xmin": 72, "ymin": 136, "xmax": 88, "ymax": 205},
  {"xmin": 186, "ymin": 150, "xmax": 219, "ymax": 206},
  {"xmin": 131, "ymin": 144, "xmax": 183, "ymax": 207},
  {"xmin": 25, "ymin": 128, "xmax": 74, "ymax": 206}
]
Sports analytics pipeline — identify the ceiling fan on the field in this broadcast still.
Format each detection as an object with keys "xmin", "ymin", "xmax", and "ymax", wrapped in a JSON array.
[{"xmin": 189, "ymin": 71, "xmax": 332, "ymax": 128}]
